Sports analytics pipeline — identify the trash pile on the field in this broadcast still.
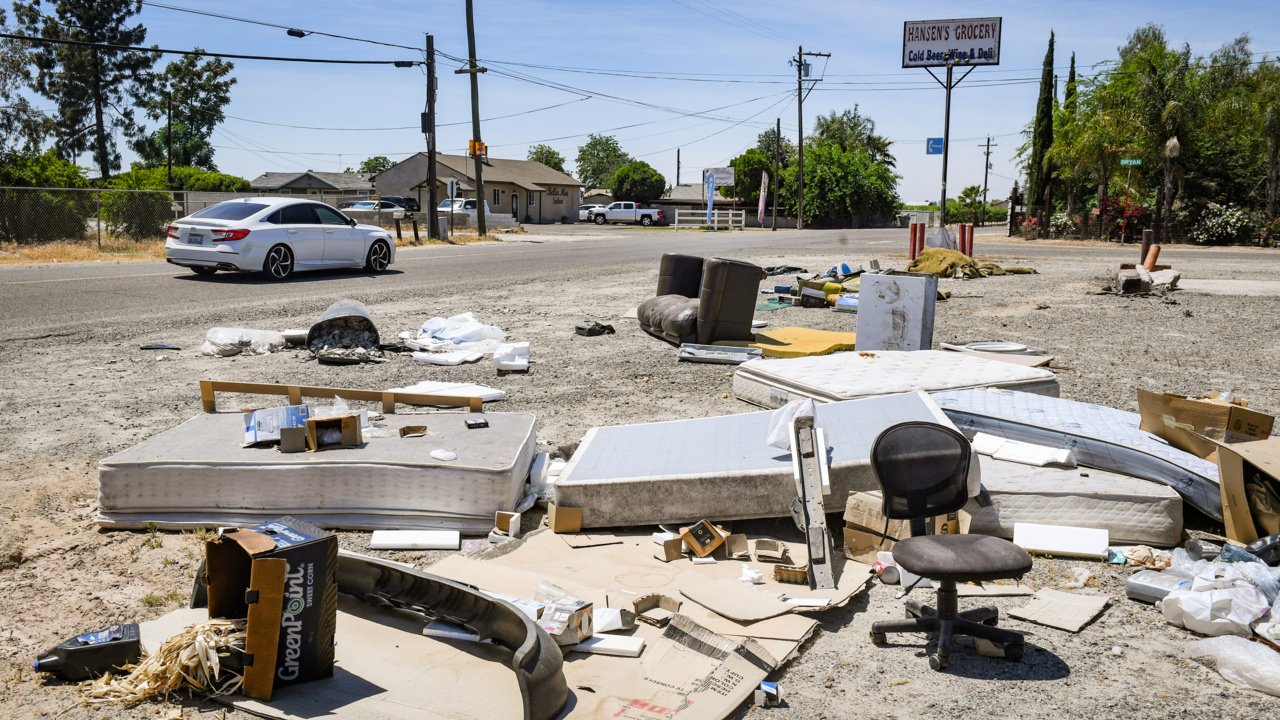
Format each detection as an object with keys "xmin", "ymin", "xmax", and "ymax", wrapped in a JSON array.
[
  {"xmin": 307, "ymin": 300, "xmax": 384, "ymax": 364},
  {"xmin": 74, "ymin": 240, "xmax": 1280, "ymax": 716},
  {"xmin": 1100, "ymin": 237, "xmax": 1182, "ymax": 295}
]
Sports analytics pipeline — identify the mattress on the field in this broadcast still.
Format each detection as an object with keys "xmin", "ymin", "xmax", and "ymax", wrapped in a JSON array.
[
  {"xmin": 933, "ymin": 388, "xmax": 1221, "ymax": 520},
  {"xmin": 554, "ymin": 391, "xmax": 979, "ymax": 529},
  {"xmin": 969, "ymin": 456, "xmax": 1184, "ymax": 546},
  {"xmin": 97, "ymin": 411, "xmax": 537, "ymax": 531},
  {"xmin": 734, "ymin": 350, "xmax": 1060, "ymax": 409}
]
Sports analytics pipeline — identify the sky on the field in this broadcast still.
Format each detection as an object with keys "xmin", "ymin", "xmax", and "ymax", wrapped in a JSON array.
[{"xmin": 35, "ymin": 0, "xmax": 1280, "ymax": 203}]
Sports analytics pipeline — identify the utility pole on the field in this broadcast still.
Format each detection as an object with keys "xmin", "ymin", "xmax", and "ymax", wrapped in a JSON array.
[
  {"xmin": 793, "ymin": 46, "xmax": 828, "ymax": 232},
  {"xmin": 425, "ymin": 33, "xmax": 439, "ymax": 239},
  {"xmin": 676, "ymin": 148, "xmax": 680, "ymax": 185},
  {"xmin": 979, "ymin": 136, "xmax": 997, "ymax": 226},
  {"xmin": 924, "ymin": 54, "xmax": 974, "ymax": 229},
  {"xmin": 771, "ymin": 117, "xmax": 779, "ymax": 231},
  {"xmin": 166, "ymin": 88, "xmax": 173, "ymax": 187},
  {"xmin": 458, "ymin": 0, "xmax": 487, "ymax": 236}
]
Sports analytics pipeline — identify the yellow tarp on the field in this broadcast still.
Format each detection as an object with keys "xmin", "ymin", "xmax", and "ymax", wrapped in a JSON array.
[
  {"xmin": 714, "ymin": 326, "xmax": 858, "ymax": 358},
  {"xmin": 906, "ymin": 247, "xmax": 1038, "ymax": 278}
]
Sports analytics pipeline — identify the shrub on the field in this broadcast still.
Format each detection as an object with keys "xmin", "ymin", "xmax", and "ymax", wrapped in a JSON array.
[
  {"xmin": 1191, "ymin": 202, "xmax": 1251, "ymax": 245},
  {"xmin": 1049, "ymin": 212, "xmax": 1076, "ymax": 236}
]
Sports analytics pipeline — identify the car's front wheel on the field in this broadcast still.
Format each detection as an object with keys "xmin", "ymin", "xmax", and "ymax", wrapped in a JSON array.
[
  {"xmin": 365, "ymin": 240, "xmax": 391, "ymax": 272},
  {"xmin": 190, "ymin": 266, "xmax": 217, "ymax": 276},
  {"xmin": 594, "ymin": 215, "xmax": 606, "ymax": 225},
  {"xmin": 262, "ymin": 244, "xmax": 294, "ymax": 280}
]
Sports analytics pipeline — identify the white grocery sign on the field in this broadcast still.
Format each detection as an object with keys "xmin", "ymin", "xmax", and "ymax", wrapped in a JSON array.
[{"xmin": 902, "ymin": 17, "xmax": 1001, "ymax": 68}]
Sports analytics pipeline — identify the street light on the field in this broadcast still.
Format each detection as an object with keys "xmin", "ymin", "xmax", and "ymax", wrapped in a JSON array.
[{"xmin": 286, "ymin": 28, "xmax": 308, "ymax": 38}]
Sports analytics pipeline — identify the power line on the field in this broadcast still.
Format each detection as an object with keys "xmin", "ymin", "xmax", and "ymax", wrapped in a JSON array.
[
  {"xmin": 0, "ymin": 33, "xmax": 422, "ymax": 65},
  {"xmin": 212, "ymin": 97, "xmax": 591, "ymax": 132},
  {"xmin": 139, "ymin": 1, "xmax": 422, "ymax": 52}
]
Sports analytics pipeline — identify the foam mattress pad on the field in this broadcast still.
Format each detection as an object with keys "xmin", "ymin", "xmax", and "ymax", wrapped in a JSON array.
[
  {"xmin": 734, "ymin": 350, "xmax": 1059, "ymax": 408},
  {"xmin": 97, "ymin": 411, "xmax": 537, "ymax": 531}
]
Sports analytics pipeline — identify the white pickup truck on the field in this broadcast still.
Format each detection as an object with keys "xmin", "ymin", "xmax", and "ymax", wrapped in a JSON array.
[{"xmin": 588, "ymin": 202, "xmax": 666, "ymax": 227}]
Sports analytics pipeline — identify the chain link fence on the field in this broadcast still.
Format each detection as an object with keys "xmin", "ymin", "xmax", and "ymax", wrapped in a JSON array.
[{"xmin": 0, "ymin": 188, "xmax": 387, "ymax": 246}]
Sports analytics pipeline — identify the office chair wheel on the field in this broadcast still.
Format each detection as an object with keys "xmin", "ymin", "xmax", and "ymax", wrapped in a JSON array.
[
  {"xmin": 929, "ymin": 654, "xmax": 948, "ymax": 671},
  {"xmin": 870, "ymin": 631, "xmax": 886, "ymax": 644},
  {"xmin": 1004, "ymin": 643, "xmax": 1025, "ymax": 662}
]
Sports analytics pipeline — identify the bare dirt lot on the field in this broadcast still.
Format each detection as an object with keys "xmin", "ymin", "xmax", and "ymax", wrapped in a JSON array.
[{"xmin": 3, "ymin": 234, "xmax": 1280, "ymax": 719}]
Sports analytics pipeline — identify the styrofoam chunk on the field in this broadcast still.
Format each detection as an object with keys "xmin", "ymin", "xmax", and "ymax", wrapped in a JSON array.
[
  {"xmin": 369, "ymin": 530, "xmax": 460, "ymax": 550},
  {"xmin": 1013, "ymin": 522, "xmax": 1109, "ymax": 558},
  {"xmin": 571, "ymin": 634, "xmax": 645, "ymax": 657}
]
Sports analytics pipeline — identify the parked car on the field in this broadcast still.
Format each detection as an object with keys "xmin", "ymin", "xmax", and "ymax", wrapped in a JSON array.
[
  {"xmin": 379, "ymin": 195, "xmax": 419, "ymax": 212},
  {"xmin": 588, "ymin": 202, "xmax": 665, "ymax": 226},
  {"xmin": 164, "ymin": 197, "xmax": 396, "ymax": 280},
  {"xmin": 438, "ymin": 198, "xmax": 492, "ymax": 214},
  {"xmin": 345, "ymin": 200, "xmax": 405, "ymax": 212},
  {"xmin": 579, "ymin": 204, "xmax": 605, "ymax": 222}
]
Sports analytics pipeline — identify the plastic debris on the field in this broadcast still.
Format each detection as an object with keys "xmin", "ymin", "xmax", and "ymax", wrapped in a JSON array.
[
  {"xmin": 494, "ymin": 342, "xmax": 531, "ymax": 371},
  {"xmin": 431, "ymin": 449, "xmax": 457, "ymax": 462},
  {"xmin": 1186, "ymin": 635, "xmax": 1280, "ymax": 697},
  {"xmin": 200, "ymin": 328, "xmax": 286, "ymax": 357}
]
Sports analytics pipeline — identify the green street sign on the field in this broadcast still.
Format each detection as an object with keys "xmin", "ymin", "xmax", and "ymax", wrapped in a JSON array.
[{"xmin": 1119, "ymin": 158, "xmax": 1142, "ymax": 166}]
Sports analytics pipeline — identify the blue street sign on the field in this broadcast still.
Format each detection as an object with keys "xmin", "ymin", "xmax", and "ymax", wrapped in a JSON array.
[{"xmin": 926, "ymin": 138, "xmax": 944, "ymax": 155}]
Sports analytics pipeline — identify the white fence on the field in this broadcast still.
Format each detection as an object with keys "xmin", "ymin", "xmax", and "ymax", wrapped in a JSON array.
[{"xmin": 674, "ymin": 210, "xmax": 746, "ymax": 230}]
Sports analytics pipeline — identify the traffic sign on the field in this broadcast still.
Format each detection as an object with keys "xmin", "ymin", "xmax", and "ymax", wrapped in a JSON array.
[
  {"xmin": 926, "ymin": 138, "xmax": 944, "ymax": 155},
  {"xmin": 1120, "ymin": 158, "xmax": 1142, "ymax": 166}
]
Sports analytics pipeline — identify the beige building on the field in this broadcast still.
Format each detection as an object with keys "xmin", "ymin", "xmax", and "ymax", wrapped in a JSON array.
[{"xmin": 373, "ymin": 153, "xmax": 583, "ymax": 224}]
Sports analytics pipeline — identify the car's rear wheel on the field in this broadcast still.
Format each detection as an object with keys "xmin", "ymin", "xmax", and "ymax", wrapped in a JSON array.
[
  {"xmin": 641, "ymin": 215, "xmax": 652, "ymax": 227},
  {"xmin": 365, "ymin": 240, "xmax": 391, "ymax": 272},
  {"xmin": 263, "ymin": 244, "xmax": 294, "ymax": 280},
  {"xmin": 190, "ymin": 266, "xmax": 217, "ymax": 276},
  {"xmin": 594, "ymin": 215, "xmax": 606, "ymax": 225}
]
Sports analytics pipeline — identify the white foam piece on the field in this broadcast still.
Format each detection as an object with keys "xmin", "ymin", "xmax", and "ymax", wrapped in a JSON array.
[
  {"xmin": 572, "ymin": 635, "xmax": 645, "ymax": 657},
  {"xmin": 972, "ymin": 432, "xmax": 1075, "ymax": 467},
  {"xmin": 369, "ymin": 530, "xmax": 460, "ymax": 550},
  {"xmin": 593, "ymin": 608, "xmax": 627, "ymax": 632},
  {"xmin": 389, "ymin": 380, "xmax": 505, "ymax": 402},
  {"xmin": 1013, "ymin": 522, "xmax": 1109, "ymax": 559}
]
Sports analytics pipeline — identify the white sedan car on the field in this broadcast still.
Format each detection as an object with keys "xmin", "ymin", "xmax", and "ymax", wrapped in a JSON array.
[{"xmin": 164, "ymin": 197, "xmax": 396, "ymax": 280}]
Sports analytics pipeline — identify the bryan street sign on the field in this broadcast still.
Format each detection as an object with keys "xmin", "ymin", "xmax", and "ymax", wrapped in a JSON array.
[{"xmin": 1120, "ymin": 158, "xmax": 1143, "ymax": 166}]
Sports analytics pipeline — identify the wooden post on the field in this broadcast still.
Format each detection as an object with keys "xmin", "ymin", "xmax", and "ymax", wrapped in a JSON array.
[
  {"xmin": 395, "ymin": 218, "xmax": 402, "ymax": 240},
  {"xmin": 968, "ymin": 226, "xmax": 976, "ymax": 257},
  {"xmin": 412, "ymin": 218, "xmax": 420, "ymax": 243},
  {"xmin": 909, "ymin": 222, "xmax": 919, "ymax": 260}
]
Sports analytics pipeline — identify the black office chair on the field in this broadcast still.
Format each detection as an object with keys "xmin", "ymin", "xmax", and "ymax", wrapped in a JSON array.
[{"xmin": 868, "ymin": 422, "xmax": 1032, "ymax": 670}]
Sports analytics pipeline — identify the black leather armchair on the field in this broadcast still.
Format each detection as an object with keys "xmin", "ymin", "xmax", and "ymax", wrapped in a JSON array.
[
  {"xmin": 637, "ymin": 253, "xmax": 764, "ymax": 345},
  {"xmin": 868, "ymin": 421, "xmax": 1033, "ymax": 671}
]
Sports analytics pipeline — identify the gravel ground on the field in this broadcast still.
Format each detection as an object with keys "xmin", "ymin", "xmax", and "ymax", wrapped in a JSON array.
[{"xmin": 3, "ymin": 237, "xmax": 1280, "ymax": 719}]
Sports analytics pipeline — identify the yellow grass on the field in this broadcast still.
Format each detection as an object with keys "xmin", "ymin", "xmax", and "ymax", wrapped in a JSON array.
[{"xmin": 0, "ymin": 239, "xmax": 165, "ymax": 265}]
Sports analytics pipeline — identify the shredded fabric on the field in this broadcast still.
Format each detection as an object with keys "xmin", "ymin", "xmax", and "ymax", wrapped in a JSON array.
[
  {"xmin": 906, "ymin": 248, "xmax": 1038, "ymax": 278},
  {"xmin": 84, "ymin": 619, "xmax": 247, "ymax": 706}
]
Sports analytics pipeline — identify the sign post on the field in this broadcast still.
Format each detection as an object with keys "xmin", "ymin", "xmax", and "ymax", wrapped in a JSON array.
[
  {"xmin": 704, "ymin": 171, "xmax": 716, "ymax": 229},
  {"xmin": 758, "ymin": 171, "xmax": 769, "ymax": 226},
  {"xmin": 903, "ymin": 18, "xmax": 1002, "ymax": 224},
  {"xmin": 1118, "ymin": 158, "xmax": 1142, "ymax": 244}
]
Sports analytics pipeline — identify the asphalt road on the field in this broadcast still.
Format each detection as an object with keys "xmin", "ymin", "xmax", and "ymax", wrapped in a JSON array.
[{"xmin": 0, "ymin": 225, "xmax": 1264, "ymax": 342}]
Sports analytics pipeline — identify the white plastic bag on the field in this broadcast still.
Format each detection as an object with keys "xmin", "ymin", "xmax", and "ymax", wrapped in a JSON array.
[
  {"xmin": 493, "ymin": 342, "xmax": 530, "ymax": 371},
  {"xmin": 766, "ymin": 398, "xmax": 817, "ymax": 450},
  {"xmin": 200, "ymin": 328, "xmax": 287, "ymax": 357},
  {"xmin": 1163, "ymin": 567, "xmax": 1270, "ymax": 637},
  {"xmin": 1186, "ymin": 635, "xmax": 1280, "ymax": 697},
  {"xmin": 419, "ymin": 312, "xmax": 505, "ymax": 344}
]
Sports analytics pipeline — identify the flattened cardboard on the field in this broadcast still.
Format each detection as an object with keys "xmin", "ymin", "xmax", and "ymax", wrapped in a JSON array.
[
  {"xmin": 244, "ymin": 558, "xmax": 287, "ymax": 700},
  {"xmin": 548, "ymin": 504, "xmax": 583, "ymax": 534},
  {"xmin": 305, "ymin": 414, "xmax": 362, "ymax": 452},
  {"xmin": 1216, "ymin": 437, "xmax": 1280, "ymax": 543},
  {"xmin": 1138, "ymin": 389, "xmax": 1274, "ymax": 461},
  {"xmin": 682, "ymin": 578, "xmax": 793, "ymax": 622},
  {"xmin": 1008, "ymin": 588, "xmax": 1108, "ymax": 632},
  {"xmin": 560, "ymin": 533, "xmax": 625, "ymax": 549},
  {"xmin": 655, "ymin": 537, "xmax": 686, "ymax": 563}
]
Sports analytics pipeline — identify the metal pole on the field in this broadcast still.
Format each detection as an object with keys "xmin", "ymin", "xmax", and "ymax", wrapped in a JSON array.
[
  {"xmin": 1119, "ymin": 166, "xmax": 1133, "ymax": 244},
  {"xmin": 676, "ymin": 148, "xmax": 680, "ymax": 185},
  {"xmin": 166, "ymin": 88, "xmax": 173, "ymax": 187},
  {"xmin": 771, "ymin": 117, "xmax": 779, "ymax": 231},
  {"xmin": 796, "ymin": 45, "xmax": 804, "ymax": 232},
  {"xmin": 464, "ymin": 0, "xmax": 486, "ymax": 236},
  {"xmin": 96, "ymin": 189, "xmax": 101, "ymax": 248},
  {"xmin": 940, "ymin": 60, "xmax": 953, "ymax": 228},
  {"xmin": 426, "ymin": 33, "xmax": 439, "ymax": 239}
]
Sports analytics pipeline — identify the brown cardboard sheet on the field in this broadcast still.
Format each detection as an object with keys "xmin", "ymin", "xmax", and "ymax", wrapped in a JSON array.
[
  {"xmin": 1216, "ymin": 437, "xmax": 1280, "ymax": 543},
  {"xmin": 1008, "ymin": 588, "xmax": 1109, "ymax": 632}
]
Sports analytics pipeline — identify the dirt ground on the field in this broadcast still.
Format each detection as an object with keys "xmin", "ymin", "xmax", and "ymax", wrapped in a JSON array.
[{"xmin": 3, "ymin": 237, "xmax": 1280, "ymax": 719}]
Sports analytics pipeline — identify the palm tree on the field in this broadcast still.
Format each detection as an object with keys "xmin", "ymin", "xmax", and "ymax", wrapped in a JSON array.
[
  {"xmin": 958, "ymin": 185, "xmax": 984, "ymax": 226},
  {"xmin": 811, "ymin": 106, "xmax": 896, "ymax": 167}
]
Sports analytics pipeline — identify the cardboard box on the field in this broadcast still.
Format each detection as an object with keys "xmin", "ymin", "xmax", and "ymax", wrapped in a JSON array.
[
  {"xmin": 494, "ymin": 511, "xmax": 522, "ymax": 538},
  {"xmin": 655, "ymin": 537, "xmax": 685, "ymax": 563},
  {"xmin": 680, "ymin": 520, "xmax": 725, "ymax": 558},
  {"xmin": 243, "ymin": 405, "xmax": 310, "ymax": 445},
  {"xmin": 278, "ymin": 427, "xmax": 307, "ymax": 453},
  {"xmin": 204, "ymin": 516, "xmax": 337, "ymax": 701},
  {"xmin": 1138, "ymin": 389, "xmax": 1274, "ymax": 461},
  {"xmin": 633, "ymin": 594, "xmax": 682, "ymax": 628},
  {"xmin": 539, "ymin": 599, "xmax": 593, "ymax": 646},
  {"xmin": 843, "ymin": 491, "xmax": 966, "ymax": 563},
  {"xmin": 1217, "ymin": 437, "xmax": 1280, "ymax": 544},
  {"xmin": 547, "ymin": 504, "xmax": 582, "ymax": 534},
  {"xmin": 305, "ymin": 414, "xmax": 362, "ymax": 452}
]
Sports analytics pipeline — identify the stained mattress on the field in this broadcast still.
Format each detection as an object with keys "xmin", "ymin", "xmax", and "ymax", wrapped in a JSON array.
[
  {"xmin": 554, "ymin": 391, "xmax": 979, "ymax": 529},
  {"xmin": 933, "ymin": 388, "xmax": 1222, "ymax": 520},
  {"xmin": 969, "ymin": 456, "xmax": 1184, "ymax": 546},
  {"xmin": 97, "ymin": 411, "xmax": 537, "ymax": 531},
  {"xmin": 733, "ymin": 350, "xmax": 1060, "ymax": 409}
]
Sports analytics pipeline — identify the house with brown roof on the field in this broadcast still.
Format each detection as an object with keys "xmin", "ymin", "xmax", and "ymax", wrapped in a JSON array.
[{"xmin": 373, "ymin": 153, "xmax": 584, "ymax": 224}]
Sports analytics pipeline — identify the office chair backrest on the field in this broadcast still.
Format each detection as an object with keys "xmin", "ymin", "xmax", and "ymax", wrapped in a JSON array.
[{"xmin": 871, "ymin": 422, "xmax": 972, "ymax": 521}]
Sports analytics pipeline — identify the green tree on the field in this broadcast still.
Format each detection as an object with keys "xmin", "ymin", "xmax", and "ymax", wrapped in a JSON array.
[
  {"xmin": 14, "ymin": 0, "xmax": 159, "ymax": 179},
  {"xmin": 0, "ymin": 10, "xmax": 51, "ymax": 152},
  {"xmin": 526, "ymin": 143, "xmax": 565, "ymax": 173},
  {"xmin": 812, "ymin": 106, "xmax": 896, "ymax": 168},
  {"xmin": 575, "ymin": 134, "xmax": 631, "ymax": 189},
  {"xmin": 110, "ymin": 164, "xmax": 250, "ymax": 192},
  {"xmin": 1026, "ymin": 32, "xmax": 1056, "ymax": 221},
  {"xmin": 722, "ymin": 149, "xmax": 772, "ymax": 206},
  {"xmin": 755, "ymin": 127, "xmax": 795, "ymax": 168},
  {"xmin": 0, "ymin": 150, "xmax": 92, "ymax": 243},
  {"xmin": 129, "ymin": 50, "xmax": 235, "ymax": 172},
  {"xmin": 358, "ymin": 156, "xmax": 394, "ymax": 174},
  {"xmin": 958, "ymin": 185, "xmax": 984, "ymax": 225},
  {"xmin": 611, "ymin": 161, "xmax": 665, "ymax": 203},
  {"xmin": 779, "ymin": 141, "xmax": 900, "ymax": 227}
]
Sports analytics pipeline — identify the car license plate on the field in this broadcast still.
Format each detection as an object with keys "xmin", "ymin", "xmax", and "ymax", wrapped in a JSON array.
[{"xmin": 185, "ymin": 234, "xmax": 203, "ymax": 245}]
